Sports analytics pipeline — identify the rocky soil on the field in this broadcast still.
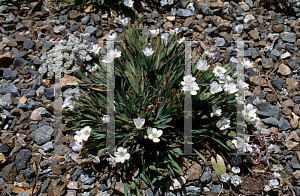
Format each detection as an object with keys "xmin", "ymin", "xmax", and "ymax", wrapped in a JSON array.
[{"xmin": 1, "ymin": 0, "xmax": 300, "ymax": 195}]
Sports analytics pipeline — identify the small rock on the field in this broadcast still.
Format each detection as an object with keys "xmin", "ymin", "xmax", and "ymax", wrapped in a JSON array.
[
  {"xmin": 2, "ymin": 37, "xmax": 17, "ymax": 47},
  {"xmin": 273, "ymin": 24, "xmax": 284, "ymax": 32},
  {"xmin": 177, "ymin": 8, "xmax": 194, "ymax": 17},
  {"xmin": 294, "ymin": 170, "xmax": 300, "ymax": 179},
  {"xmin": 185, "ymin": 162, "xmax": 203, "ymax": 181},
  {"xmin": 42, "ymin": 141, "xmax": 54, "ymax": 152},
  {"xmin": 214, "ymin": 37, "xmax": 225, "ymax": 46},
  {"xmin": 280, "ymin": 32, "xmax": 297, "ymax": 43},
  {"xmin": 165, "ymin": 175, "xmax": 187, "ymax": 191},
  {"xmin": 249, "ymin": 30, "xmax": 259, "ymax": 41},
  {"xmin": 277, "ymin": 64, "xmax": 291, "ymax": 75},
  {"xmin": 30, "ymin": 107, "xmax": 45, "ymax": 121},
  {"xmin": 281, "ymin": 52, "xmax": 291, "ymax": 59},
  {"xmin": 23, "ymin": 39, "xmax": 36, "ymax": 50},
  {"xmin": 30, "ymin": 125, "xmax": 54, "ymax": 145},
  {"xmin": 262, "ymin": 58, "xmax": 274, "ymax": 68},
  {"xmin": 279, "ymin": 116, "xmax": 292, "ymax": 131},
  {"xmin": 67, "ymin": 181, "xmax": 79, "ymax": 189},
  {"xmin": 166, "ymin": 16, "xmax": 175, "ymax": 21},
  {"xmin": 15, "ymin": 149, "xmax": 31, "ymax": 173},
  {"xmin": 200, "ymin": 3, "xmax": 213, "ymax": 15},
  {"xmin": 163, "ymin": 21, "xmax": 173, "ymax": 30},
  {"xmin": 0, "ymin": 52, "xmax": 13, "ymax": 66},
  {"xmin": 288, "ymin": 57, "xmax": 300, "ymax": 70},
  {"xmin": 286, "ymin": 77, "xmax": 299, "ymax": 91}
]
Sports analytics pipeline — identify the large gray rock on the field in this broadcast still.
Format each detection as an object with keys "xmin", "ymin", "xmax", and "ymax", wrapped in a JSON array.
[
  {"xmin": 280, "ymin": 32, "xmax": 297, "ymax": 43},
  {"xmin": 278, "ymin": 116, "xmax": 292, "ymax": 131},
  {"xmin": 15, "ymin": 149, "xmax": 31, "ymax": 173},
  {"xmin": 30, "ymin": 125, "xmax": 54, "ymax": 145},
  {"xmin": 176, "ymin": 8, "xmax": 194, "ymax": 17},
  {"xmin": 200, "ymin": 3, "xmax": 213, "ymax": 15}
]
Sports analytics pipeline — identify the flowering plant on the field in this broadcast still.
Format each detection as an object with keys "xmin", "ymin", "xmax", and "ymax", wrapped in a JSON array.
[{"xmin": 64, "ymin": 21, "xmax": 238, "ymax": 195}]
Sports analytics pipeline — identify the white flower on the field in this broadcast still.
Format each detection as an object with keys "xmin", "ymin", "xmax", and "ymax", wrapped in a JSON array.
[
  {"xmin": 120, "ymin": 17, "xmax": 129, "ymax": 26},
  {"xmin": 88, "ymin": 44, "xmax": 101, "ymax": 55},
  {"xmin": 204, "ymin": 50, "xmax": 215, "ymax": 58},
  {"xmin": 213, "ymin": 65, "xmax": 227, "ymax": 77},
  {"xmin": 269, "ymin": 179, "xmax": 279, "ymax": 189},
  {"xmin": 241, "ymin": 58, "xmax": 254, "ymax": 69},
  {"xmin": 223, "ymin": 83, "xmax": 238, "ymax": 94},
  {"xmin": 242, "ymin": 104, "xmax": 257, "ymax": 118},
  {"xmin": 210, "ymin": 104, "xmax": 222, "ymax": 117},
  {"xmin": 102, "ymin": 52, "xmax": 115, "ymax": 64},
  {"xmin": 133, "ymin": 117, "xmax": 145, "ymax": 129},
  {"xmin": 149, "ymin": 29, "xmax": 160, "ymax": 37},
  {"xmin": 182, "ymin": 85, "xmax": 190, "ymax": 92},
  {"xmin": 62, "ymin": 96, "xmax": 75, "ymax": 110},
  {"xmin": 169, "ymin": 28, "xmax": 179, "ymax": 35},
  {"xmin": 91, "ymin": 64, "xmax": 98, "ymax": 72},
  {"xmin": 106, "ymin": 152, "xmax": 117, "ymax": 167},
  {"xmin": 72, "ymin": 141, "xmax": 83, "ymax": 152},
  {"xmin": 160, "ymin": 0, "xmax": 168, "ymax": 6},
  {"xmin": 181, "ymin": 75, "xmax": 196, "ymax": 86},
  {"xmin": 142, "ymin": 47, "xmax": 154, "ymax": 56},
  {"xmin": 218, "ymin": 75, "xmax": 233, "ymax": 83},
  {"xmin": 250, "ymin": 117, "xmax": 261, "ymax": 128},
  {"xmin": 178, "ymin": 37, "xmax": 185, "ymax": 44},
  {"xmin": 78, "ymin": 126, "xmax": 92, "ymax": 141},
  {"xmin": 216, "ymin": 119, "xmax": 230, "ymax": 130},
  {"xmin": 210, "ymin": 81, "xmax": 223, "ymax": 94},
  {"xmin": 148, "ymin": 128, "xmax": 163, "ymax": 143},
  {"xmin": 231, "ymin": 166, "xmax": 240, "ymax": 174},
  {"xmin": 264, "ymin": 185, "xmax": 271, "ymax": 192},
  {"xmin": 108, "ymin": 32, "xmax": 117, "ymax": 40},
  {"xmin": 273, "ymin": 172, "xmax": 281, "ymax": 179},
  {"xmin": 237, "ymin": 79, "xmax": 249, "ymax": 89},
  {"xmin": 74, "ymin": 135, "xmax": 84, "ymax": 145},
  {"xmin": 123, "ymin": 0, "xmax": 134, "ymax": 8},
  {"xmin": 102, "ymin": 115, "xmax": 110, "ymax": 123},
  {"xmin": 220, "ymin": 173, "xmax": 230, "ymax": 182},
  {"xmin": 114, "ymin": 147, "xmax": 130, "ymax": 163},
  {"xmin": 112, "ymin": 49, "xmax": 121, "ymax": 58},
  {"xmin": 188, "ymin": 82, "xmax": 199, "ymax": 95},
  {"xmin": 230, "ymin": 175, "xmax": 242, "ymax": 187},
  {"xmin": 243, "ymin": 143, "xmax": 253, "ymax": 153},
  {"xmin": 197, "ymin": 59, "xmax": 210, "ymax": 71},
  {"xmin": 161, "ymin": 33, "xmax": 169, "ymax": 45},
  {"xmin": 232, "ymin": 137, "xmax": 245, "ymax": 150}
]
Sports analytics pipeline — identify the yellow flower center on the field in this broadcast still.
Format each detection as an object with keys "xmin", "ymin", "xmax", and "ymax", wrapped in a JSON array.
[
  {"xmin": 121, "ymin": 153, "xmax": 124, "ymax": 157},
  {"xmin": 212, "ymin": 89, "xmax": 216, "ymax": 92},
  {"xmin": 255, "ymin": 120, "xmax": 258, "ymax": 124},
  {"xmin": 246, "ymin": 111, "xmax": 250, "ymax": 114},
  {"xmin": 218, "ymin": 70, "xmax": 222, "ymax": 74},
  {"xmin": 153, "ymin": 134, "xmax": 157, "ymax": 138},
  {"xmin": 214, "ymin": 110, "xmax": 217, "ymax": 113},
  {"xmin": 137, "ymin": 124, "xmax": 141, "ymax": 128},
  {"xmin": 85, "ymin": 131, "xmax": 89, "ymax": 136}
]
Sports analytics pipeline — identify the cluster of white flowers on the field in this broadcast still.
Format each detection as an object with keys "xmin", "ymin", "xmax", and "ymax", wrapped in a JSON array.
[
  {"xmin": 102, "ymin": 48, "xmax": 122, "ymax": 64},
  {"xmin": 181, "ymin": 75, "xmax": 199, "ymax": 95},
  {"xmin": 73, "ymin": 126, "xmax": 92, "ymax": 151},
  {"xmin": 39, "ymin": 32, "xmax": 102, "ymax": 78}
]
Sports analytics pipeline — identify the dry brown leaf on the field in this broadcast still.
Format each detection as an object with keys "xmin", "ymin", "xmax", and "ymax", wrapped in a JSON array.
[
  {"xmin": 33, "ymin": 158, "xmax": 37, "ymax": 173},
  {"xmin": 12, "ymin": 187, "xmax": 25, "ymax": 194}
]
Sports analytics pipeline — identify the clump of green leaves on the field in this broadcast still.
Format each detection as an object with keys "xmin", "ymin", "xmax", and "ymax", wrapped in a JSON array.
[{"xmin": 64, "ymin": 21, "xmax": 237, "ymax": 195}]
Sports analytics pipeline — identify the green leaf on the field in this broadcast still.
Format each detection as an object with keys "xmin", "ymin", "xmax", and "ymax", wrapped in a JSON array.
[
  {"xmin": 192, "ymin": 148, "xmax": 207, "ymax": 162},
  {"xmin": 124, "ymin": 182, "xmax": 129, "ymax": 196},
  {"xmin": 140, "ymin": 172, "xmax": 151, "ymax": 185},
  {"xmin": 211, "ymin": 154, "xmax": 226, "ymax": 176},
  {"xmin": 211, "ymin": 137, "xmax": 231, "ymax": 151}
]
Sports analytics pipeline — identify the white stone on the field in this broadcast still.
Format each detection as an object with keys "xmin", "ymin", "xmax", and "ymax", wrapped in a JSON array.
[{"xmin": 280, "ymin": 52, "xmax": 291, "ymax": 59}]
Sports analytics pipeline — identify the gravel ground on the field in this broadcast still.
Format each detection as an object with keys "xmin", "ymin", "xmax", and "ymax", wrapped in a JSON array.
[{"xmin": 1, "ymin": 0, "xmax": 300, "ymax": 195}]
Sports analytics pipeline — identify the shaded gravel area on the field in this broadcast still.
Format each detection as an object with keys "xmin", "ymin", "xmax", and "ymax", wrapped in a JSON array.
[{"xmin": 1, "ymin": 0, "xmax": 300, "ymax": 195}]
